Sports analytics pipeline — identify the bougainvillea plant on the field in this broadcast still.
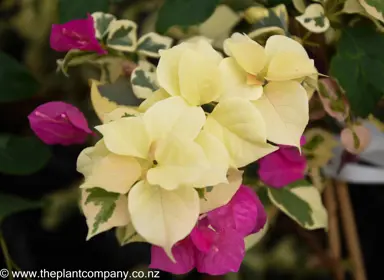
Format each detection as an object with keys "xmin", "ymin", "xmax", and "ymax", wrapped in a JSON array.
[{"xmin": 20, "ymin": 0, "xmax": 384, "ymax": 277}]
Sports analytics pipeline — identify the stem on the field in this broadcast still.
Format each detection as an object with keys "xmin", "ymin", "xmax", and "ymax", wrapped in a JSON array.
[
  {"xmin": 324, "ymin": 180, "xmax": 344, "ymax": 280},
  {"xmin": 335, "ymin": 181, "xmax": 367, "ymax": 280},
  {"xmin": 302, "ymin": 31, "xmax": 313, "ymax": 44},
  {"xmin": 0, "ymin": 232, "xmax": 14, "ymax": 280}
]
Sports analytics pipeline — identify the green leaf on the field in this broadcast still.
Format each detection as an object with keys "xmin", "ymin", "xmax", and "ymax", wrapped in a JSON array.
[
  {"xmin": 85, "ymin": 187, "xmax": 120, "ymax": 234},
  {"xmin": 137, "ymin": 32, "xmax": 173, "ymax": 58},
  {"xmin": 156, "ymin": 0, "xmax": 221, "ymax": 34},
  {"xmin": 59, "ymin": 0, "xmax": 109, "ymax": 23},
  {"xmin": 0, "ymin": 135, "xmax": 52, "ymax": 175},
  {"xmin": 0, "ymin": 52, "xmax": 39, "ymax": 103},
  {"xmin": 107, "ymin": 20, "xmax": 138, "ymax": 52},
  {"xmin": 0, "ymin": 193, "xmax": 42, "ymax": 223},
  {"xmin": 330, "ymin": 25, "xmax": 384, "ymax": 117},
  {"xmin": 267, "ymin": 180, "xmax": 328, "ymax": 229}
]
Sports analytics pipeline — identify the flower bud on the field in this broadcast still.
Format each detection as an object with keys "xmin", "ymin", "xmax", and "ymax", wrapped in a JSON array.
[
  {"xmin": 28, "ymin": 101, "xmax": 92, "ymax": 145},
  {"xmin": 50, "ymin": 14, "xmax": 106, "ymax": 54}
]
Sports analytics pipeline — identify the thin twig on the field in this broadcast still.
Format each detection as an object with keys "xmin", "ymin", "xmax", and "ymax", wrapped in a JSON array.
[
  {"xmin": 335, "ymin": 181, "xmax": 367, "ymax": 280},
  {"xmin": 0, "ymin": 231, "xmax": 14, "ymax": 280},
  {"xmin": 324, "ymin": 180, "xmax": 344, "ymax": 280}
]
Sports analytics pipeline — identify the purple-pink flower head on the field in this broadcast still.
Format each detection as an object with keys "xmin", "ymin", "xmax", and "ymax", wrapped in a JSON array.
[
  {"xmin": 150, "ymin": 185, "xmax": 267, "ymax": 275},
  {"xmin": 50, "ymin": 14, "xmax": 106, "ymax": 55},
  {"xmin": 258, "ymin": 136, "xmax": 307, "ymax": 188},
  {"xmin": 28, "ymin": 101, "xmax": 93, "ymax": 146}
]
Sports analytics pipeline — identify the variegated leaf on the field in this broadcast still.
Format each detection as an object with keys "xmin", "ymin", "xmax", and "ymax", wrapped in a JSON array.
[
  {"xmin": 359, "ymin": 0, "xmax": 384, "ymax": 22},
  {"xmin": 343, "ymin": 0, "xmax": 384, "ymax": 32},
  {"xmin": 116, "ymin": 223, "xmax": 146, "ymax": 246},
  {"xmin": 137, "ymin": 32, "xmax": 173, "ymax": 58},
  {"xmin": 107, "ymin": 20, "xmax": 138, "ymax": 52},
  {"xmin": 296, "ymin": 4, "xmax": 330, "ymax": 33},
  {"xmin": 56, "ymin": 50, "xmax": 100, "ymax": 76},
  {"xmin": 267, "ymin": 180, "xmax": 328, "ymax": 230},
  {"xmin": 246, "ymin": 4, "xmax": 289, "ymax": 44},
  {"xmin": 303, "ymin": 128, "xmax": 338, "ymax": 168},
  {"xmin": 131, "ymin": 64, "xmax": 159, "ymax": 99},
  {"xmin": 92, "ymin": 12, "xmax": 116, "ymax": 40}
]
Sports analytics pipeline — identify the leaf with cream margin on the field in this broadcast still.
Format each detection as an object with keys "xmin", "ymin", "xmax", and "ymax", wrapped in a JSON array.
[
  {"xmin": 200, "ymin": 169, "xmax": 243, "ymax": 213},
  {"xmin": 244, "ymin": 222, "xmax": 269, "ymax": 251},
  {"xmin": 296, "ymin": 4, "xmax": 330, "ymax": 33},
  {"xmin": 219, "ymin": 57, "xmax": 263, "ymax": 101},
  {"xmin": 205, "ymin": 98, "xmax": 278, "ymax": 168},
  {"xmin": 96, "ymin": 117, "xmax": 151, "ymax": 159},
  {"xmin": 107, "ymin": 20, "xmax": 138, "ymax": 52},
  {"xmin": 81, "ymin": 188, "xmax": 130, "ymax": 240},
  {"xmin": 92, "ymin": 12, "xmax": 116, "ymax": 40},
  {"xmin": 246, "ymin": 4, "xmax": 289, "ymax": 38},
  {"xmin": 128, "ymin": 181, "xmax": 200, "ymax": 261},
  {"xmin": 56, "ymin": 50, "xmax": 99, "ymax": 77},
  {"xmin": 80, "ymin": 154, "xmax": 141, "ymax": 194},
  {"xmin": 131, "ymin": 65, "xmax": 159, "ymax": 100},
  {"xmin": 264, "ymin": 35, "xmax": 317, "ymax": 81},
  {"xmin": 137, "ymin": 32, "xmax": 173, "ymax": 58},
  {"xmin": 359, "ymin": 0, "xmax": 384, "ymax": 22},
  {"xmin": 193, "ymin": 129, "xmax": 230, "ymax": 187},
  {"xmin": 303, "ymin": 128, "xmax": 338, "ymax": 168},
  {"xmin": 267, "ymin": 180, "xmax": 328, "ymax": 230},
  {"xmin": 343, "ymin": 0, "xmax": 384, "ymax": 32},
  {"xmin": 142, "ymin": 96, "xmax": 206, "ymax": 141},
  {"xmin": 252, "ymin": 81, "xmax": 309, "ymax": 148},
  {"xmin": 223, "ymin": 33, "xmax": 267, "ymax": 76},
  {"xmin": 116, "ymin": 223, "xmax": 146, "ymax": 246},
  {"xmin": 89, "ymin": 79, "xmax": 138, "ymax": 122},
  {"xmin": 178, "ymin": 48, "xmax": 223, "ymax": 106},
  {"xmin": 146, "ymin": 136, "xmax": 209, "ymax": 190}
]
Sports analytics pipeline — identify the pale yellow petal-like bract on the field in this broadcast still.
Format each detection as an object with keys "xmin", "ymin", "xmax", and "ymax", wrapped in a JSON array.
[
  {"xmin": 143, "ymin": 96, "xmax": 205, "ymax": 141},
  {"xmin": 96, "ymin": 117, "xmax": 151, "ymax": 158},
  {"xmin": 206, "ymin": 97, "xmax": 278, "ymax": 167},
  {"xmin": 147, "ymin": 136, "xmax": 209, "ymax": 190},
  {"xmin": 193, "ymin": 129, "xmax": 230, "ymax": 187},
  {"xmin": 77, "ymin": 140, "xmax": 109, "ymax": 178},
  {"xmin": 156, "ymin": 44, "xmax": 187, "ymax": 96},
  {"xmin": 81, "ymin": 154, "xmax": 141, "ymax": 194},
  {"xmin": 128, "ymin": 181, "xmax": 199, "ymax": 261},
  {"xmin": 223, "ymin": 33, "xmax": 267, "ymax": 76},
  {"xmin": 138, "ymin": 88, "xmax": 170, "ymax": 112},
  {"xmin": 219, "ymin": 57, "xmax": 263, "ymax": 100},
  {"xmin": 266, "ymin": 52, "xmax": 316, "ymax": 81},
  {"xmin": 82, "ymin": 191, "xmax": 130, "ymax": 240},
  {"xmin": 200, "ymin": 168, "xmax": 243, "ymax": 213},
  {"xmin": 265, "ymin": 35, "xmax": 309, "ymax": 60},
  {"xmin": 253, "ymin": 81, "xmax": 309, "ymax": 148},
  {"xmin": 178, "ymin": 49, "xmax": 223, "ymax": 105}
]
